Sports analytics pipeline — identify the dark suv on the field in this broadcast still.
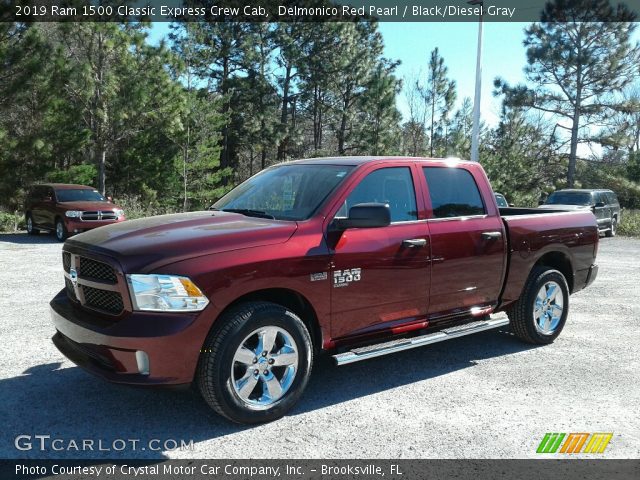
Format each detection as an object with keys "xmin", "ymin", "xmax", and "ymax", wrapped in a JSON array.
[
  {"xmin": 25, "ymin": 184, "xmax": 126, "ymax": 241},
  {"xmin": 540, "ymin": 189, "xmax": 621, "ymax": 237}
]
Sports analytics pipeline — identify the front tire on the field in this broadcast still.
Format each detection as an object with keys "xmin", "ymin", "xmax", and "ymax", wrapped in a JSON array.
[
  {"xmin": 55, "ymin": 218, "xmax": 67, "ymax": 242},
  {"xmin": 605, "ymin": 216, "xmax": 617, "ymax": 237},
  {"xmin": 197, "ymin": 301, "xmax": 313, "ymax": 424},
  {"xmin": 507, "ymin": 266, "xmax": 569, "ymax": 345},
  {"xmin": 26, "ymin": 214, "xmax": 39, "ymax": 235}
]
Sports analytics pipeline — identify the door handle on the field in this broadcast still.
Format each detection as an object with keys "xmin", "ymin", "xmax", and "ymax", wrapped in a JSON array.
[
  {"xmin": 402, "ymin": 238, "xmax": 427, "ymax": 248},
  {"xmin": 481, "ymin": 231, "xmax": 502, "ymax": 240}
]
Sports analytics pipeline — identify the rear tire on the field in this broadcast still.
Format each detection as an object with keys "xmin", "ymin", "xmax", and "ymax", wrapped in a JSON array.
[
  {"xmin": 507, "ymin": 266, "xmax": 569, "ymax": 345},
  {"xmin": 26, "ymin": 214, "xmax": 39, "ymax": 235},
  {"xmin": 55, "ymin": 218, "xmax": 67, "ymax": 242},
  {"xmin": 197, "ymin": 301, "xmax": 313, "ymax": 424},
  {"xmin": 605, "ymin": 216, "xmax": 617, "ymax": 237}
]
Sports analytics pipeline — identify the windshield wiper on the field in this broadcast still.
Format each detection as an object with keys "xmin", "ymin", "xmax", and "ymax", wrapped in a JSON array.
[{"xmin": 219, "ymin": 208, "xmax": 275, "ymax": 219}]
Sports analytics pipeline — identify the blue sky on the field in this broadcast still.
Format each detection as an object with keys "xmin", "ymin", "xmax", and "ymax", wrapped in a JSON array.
[{"xmin": 148, "ymin": 22, "xmax": 531, "ymax": 126}]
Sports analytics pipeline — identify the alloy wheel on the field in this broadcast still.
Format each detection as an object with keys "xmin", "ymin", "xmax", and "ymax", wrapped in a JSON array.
[
  {"xmin": 533, "ymin": 281, "xmax": 564, "ymax": 335},
  {"xmin": 230, "ymin": 326, "xmax": 299, "ymax": 409}
]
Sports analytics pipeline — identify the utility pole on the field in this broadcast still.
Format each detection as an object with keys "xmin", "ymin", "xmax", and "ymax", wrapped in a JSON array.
[{"xmin": 469, "ymin": 0, "xmax": 484, "ymax": 162}]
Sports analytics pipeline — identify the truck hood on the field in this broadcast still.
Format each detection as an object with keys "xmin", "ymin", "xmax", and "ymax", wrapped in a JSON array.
[{"xmin": 66, "ymin": 211, "xmax": 298, "ymax": 271}]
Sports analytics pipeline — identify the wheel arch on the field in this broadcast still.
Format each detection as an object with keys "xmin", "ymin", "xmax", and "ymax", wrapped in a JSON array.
[
  {"xmin": 533, "ymin": 251, "xmax": 574, "ymax": 293},
  {"xmin": 215, "ymin": 288, "xmax": 323, "ymax": 353}
]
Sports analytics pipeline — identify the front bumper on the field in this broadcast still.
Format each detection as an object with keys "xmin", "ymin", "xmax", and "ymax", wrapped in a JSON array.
[
  {"xmin": 64, "ymin": 217, "xmax": 125, "ymax": 234},
  {"xmin": 50, "ymin": 290, "xmax": 207, "ymax": 386}
]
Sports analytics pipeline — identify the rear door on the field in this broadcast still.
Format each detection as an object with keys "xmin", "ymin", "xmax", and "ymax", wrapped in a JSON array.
[
  {"xmin": 421, "ymin": 166, "xmax": 506, "ymax": 319},
  {"xmin": 328, "ymin": 164, "xmax": 431, "ymax": 339}
]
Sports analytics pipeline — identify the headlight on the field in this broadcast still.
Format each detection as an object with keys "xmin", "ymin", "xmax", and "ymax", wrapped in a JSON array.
[
  {"xmin": 126, "ymin": 274, "xmax": 209, "ymax": 312},
  {"xmin": 65, "ymin": 210, "xmax": 82, "ymax": 218},
  {"xmin": 114, "ymin": 209, "xmax": 125, "ymax": 218}
]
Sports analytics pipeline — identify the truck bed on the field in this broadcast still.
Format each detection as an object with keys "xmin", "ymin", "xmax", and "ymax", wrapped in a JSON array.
[{"xmin": 497, "ymin": 207, "xmax": 599, "ymax": 308}]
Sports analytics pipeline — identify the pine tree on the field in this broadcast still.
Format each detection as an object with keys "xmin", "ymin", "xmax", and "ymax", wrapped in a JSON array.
[
  {"xmin": 495, "ymin": 0, "xmax": 640, "ymax": 187},
  {"xmin": 420, "ymin": 48, "xmax": 456, "ymax": 157}
]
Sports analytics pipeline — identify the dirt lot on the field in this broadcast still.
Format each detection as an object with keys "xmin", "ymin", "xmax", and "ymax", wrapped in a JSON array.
[{"xmin": 0, "ymin": 233, "xmax": 638, "ymax": 459}]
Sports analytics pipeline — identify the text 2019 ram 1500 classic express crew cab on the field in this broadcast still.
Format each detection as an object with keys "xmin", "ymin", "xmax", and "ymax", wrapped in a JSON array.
[{"xmin": 50, "ymin": 157, "xmax": 599, "ymax": 423}]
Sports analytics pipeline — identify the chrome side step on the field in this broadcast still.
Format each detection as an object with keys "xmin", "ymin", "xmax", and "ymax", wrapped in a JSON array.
[{"xmin": 332, "ymin": 313, "xmax": 510, "ymax": 366}]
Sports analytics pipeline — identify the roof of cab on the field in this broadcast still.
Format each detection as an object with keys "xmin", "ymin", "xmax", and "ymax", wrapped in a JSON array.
[
  {"xmin": 285, "ymin": 156, "xmax": 473, "ymax": 166},
  {"xmin": 556, "ymin": 188, "xmax": 613, "ymax": 193}
]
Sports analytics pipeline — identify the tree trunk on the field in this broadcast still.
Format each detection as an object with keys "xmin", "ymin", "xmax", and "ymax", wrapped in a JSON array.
[
  {"xmin": 567, "ymin": 60, "xmax": 583, "ymax": 188},
  {"xmin": 567, "ymin": 107, "xmax": 580, "ymax": 188},
  {"xmin": 430, "ymin": 93, "xmax": 435, "ymax": 157},
  {"xmin": 97, "ymin": 146, "xmax": 106, "ymax": 195},
  {"xmin": 220, "ymin": 56, "xmax": 230, "ymax": 172},
  {"xmin": 338, "ymin": 112, "xmax": 347, "ymax": 154}
]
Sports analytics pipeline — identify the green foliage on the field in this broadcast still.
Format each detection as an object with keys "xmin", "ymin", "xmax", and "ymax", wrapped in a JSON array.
[
  {"xmin": 0, "ymin": 211, "xmax": 25, "ymax": 233},
  {"xmin": 45, "ymin": 164, "xmax": 97, "ymax": 186},
  {"xmin": 576, "ymin": 160, "xmax": 640, "ymax": 209},
  {"xmin": 618, "ymin": 210, "xmax": 640, "ymax": 237},
  {"xmin": 628, "ymin": 152, "xmax": 640, "ymax": 183},
  {"xmin": 115, "ymin": 193, "xmax": 177, "ymax": 220},
  {"xmin": 481, "ymin": 107, "xmax": 564, "ymax": 207}
]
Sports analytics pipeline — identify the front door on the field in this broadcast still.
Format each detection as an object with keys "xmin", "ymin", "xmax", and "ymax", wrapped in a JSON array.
[{"xmin": 329, "ymin": 165, "xmax": 431, "ymax": 339}]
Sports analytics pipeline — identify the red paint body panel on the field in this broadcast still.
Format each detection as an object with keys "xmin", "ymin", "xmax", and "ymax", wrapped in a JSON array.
[{"xmin": 50, "ymin": 157, "xmax": 599, "ymax": 386}]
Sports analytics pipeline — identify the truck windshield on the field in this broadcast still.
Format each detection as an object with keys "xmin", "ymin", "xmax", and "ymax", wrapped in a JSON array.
[
  {"xmin": 213, "ymin": 164, "xmax": 354, "ymax": 221},
  {"xmin": 546, "ymin": 192, "xmax": 592, "ymax": 206},
  {"xmin": 55, "ymin": 189, "xmax": 106, "ymax": 203}
]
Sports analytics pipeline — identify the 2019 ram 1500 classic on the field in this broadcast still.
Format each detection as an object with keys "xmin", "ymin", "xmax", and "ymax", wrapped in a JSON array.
[{"xmin": 50, "ymin": 157, "xmax": 599, "ymax": 423}]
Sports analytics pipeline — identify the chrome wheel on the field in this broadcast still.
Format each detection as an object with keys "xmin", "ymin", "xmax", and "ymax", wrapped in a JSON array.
[
  {"xmin": 611, "ymin": 218, "xmax": 617, "ymax": 235},
  {"xmin": 533, "ymin": 281, "xmax": 564, "ymax": 335},
  {"xmin": 231, "ymin": 326, "xmax": 299, "ymax": 409}
]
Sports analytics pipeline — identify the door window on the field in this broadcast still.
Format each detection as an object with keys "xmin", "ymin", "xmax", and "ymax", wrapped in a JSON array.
[
  {"xmin": 423, "ymin": 167, "xmax": 485, "ymax": 218},
  {"xmin": 336, "ymin": 167, "xmax": 418, "ymax": 222}
]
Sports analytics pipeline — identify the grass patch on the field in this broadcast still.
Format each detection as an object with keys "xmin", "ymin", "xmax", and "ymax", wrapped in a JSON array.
[{"xmin": 619, "ymin": 209, "xmax": 640, "ymax": 237}]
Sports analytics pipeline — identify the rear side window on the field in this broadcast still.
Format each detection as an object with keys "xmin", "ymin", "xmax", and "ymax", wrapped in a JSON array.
[
  {"xmin": 424, "ymin": 167, "xmax": 486, "ymax": 218},
  {"xmin": 606, "ymin": 192, "xmax": 618, "ymax": 204},
  {"xmin": 337, "ymin": 167, "xmax": 418, "ymax": 222}
]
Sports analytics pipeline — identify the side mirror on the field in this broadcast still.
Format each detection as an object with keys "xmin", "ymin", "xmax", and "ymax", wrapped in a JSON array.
[
  {"xmin": 538, "ymin": 200, "xmax": 545, "ymax": 206},
  {"xmin": 509, "ymin": 203, "xmax": 515, "ymax": 207},
  {"xmin": 333, "ymin": 203, "xmax": 391, "ymax": 230},
  {"xmin": 107, "ymin": 196, "xmax": 113, "ymax": 202},
  {"xmin": 594, "ymin": 201, "xmax": 605, "ymax": 208}
]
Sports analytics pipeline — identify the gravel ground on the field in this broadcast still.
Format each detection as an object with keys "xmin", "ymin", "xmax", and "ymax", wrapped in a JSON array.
[{"xmin": 0, "ymin": 232, "xmax": 638, "ymax": 460}]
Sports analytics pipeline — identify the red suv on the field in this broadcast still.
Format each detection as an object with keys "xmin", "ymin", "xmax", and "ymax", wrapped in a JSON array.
[{"xmin": 25, "ymin": 183, "xmax": 126, "ymax": 241}]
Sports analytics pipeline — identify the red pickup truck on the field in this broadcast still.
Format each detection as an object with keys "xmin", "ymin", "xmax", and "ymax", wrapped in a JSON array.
[{"xmin": 50, "ymin": 157, "xmax": 599, "ymax": 424}]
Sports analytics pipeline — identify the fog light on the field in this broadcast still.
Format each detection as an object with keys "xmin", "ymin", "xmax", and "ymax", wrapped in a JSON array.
[{"xmin": 135, "ymin": 351, "xmax": 149, "ymax": 375}]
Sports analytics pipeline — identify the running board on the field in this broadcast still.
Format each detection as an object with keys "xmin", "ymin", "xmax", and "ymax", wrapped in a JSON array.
[{"xmin": 332, "ymin": 313, "xmax": 510, "ymax": 366}]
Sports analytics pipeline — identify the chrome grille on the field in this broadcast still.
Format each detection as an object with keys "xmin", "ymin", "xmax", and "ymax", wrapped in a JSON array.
[
  {"xmin": 82, "ymin": 285, "xmax": 124, "ymax": 315},
  {"xmin": 78, "ymin": 257, "xmax": 117, "ymax": 283},
  {"xmin": 80, "ymin": 210, "xmax": 117, "ymax": 221},
  {"xmin": 62, "ymin": 251, "xmax": 124, "ymax": 317},
  {"xmin": 64, "ymin": 278, "xmax": 77, "ymax": 301}
]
